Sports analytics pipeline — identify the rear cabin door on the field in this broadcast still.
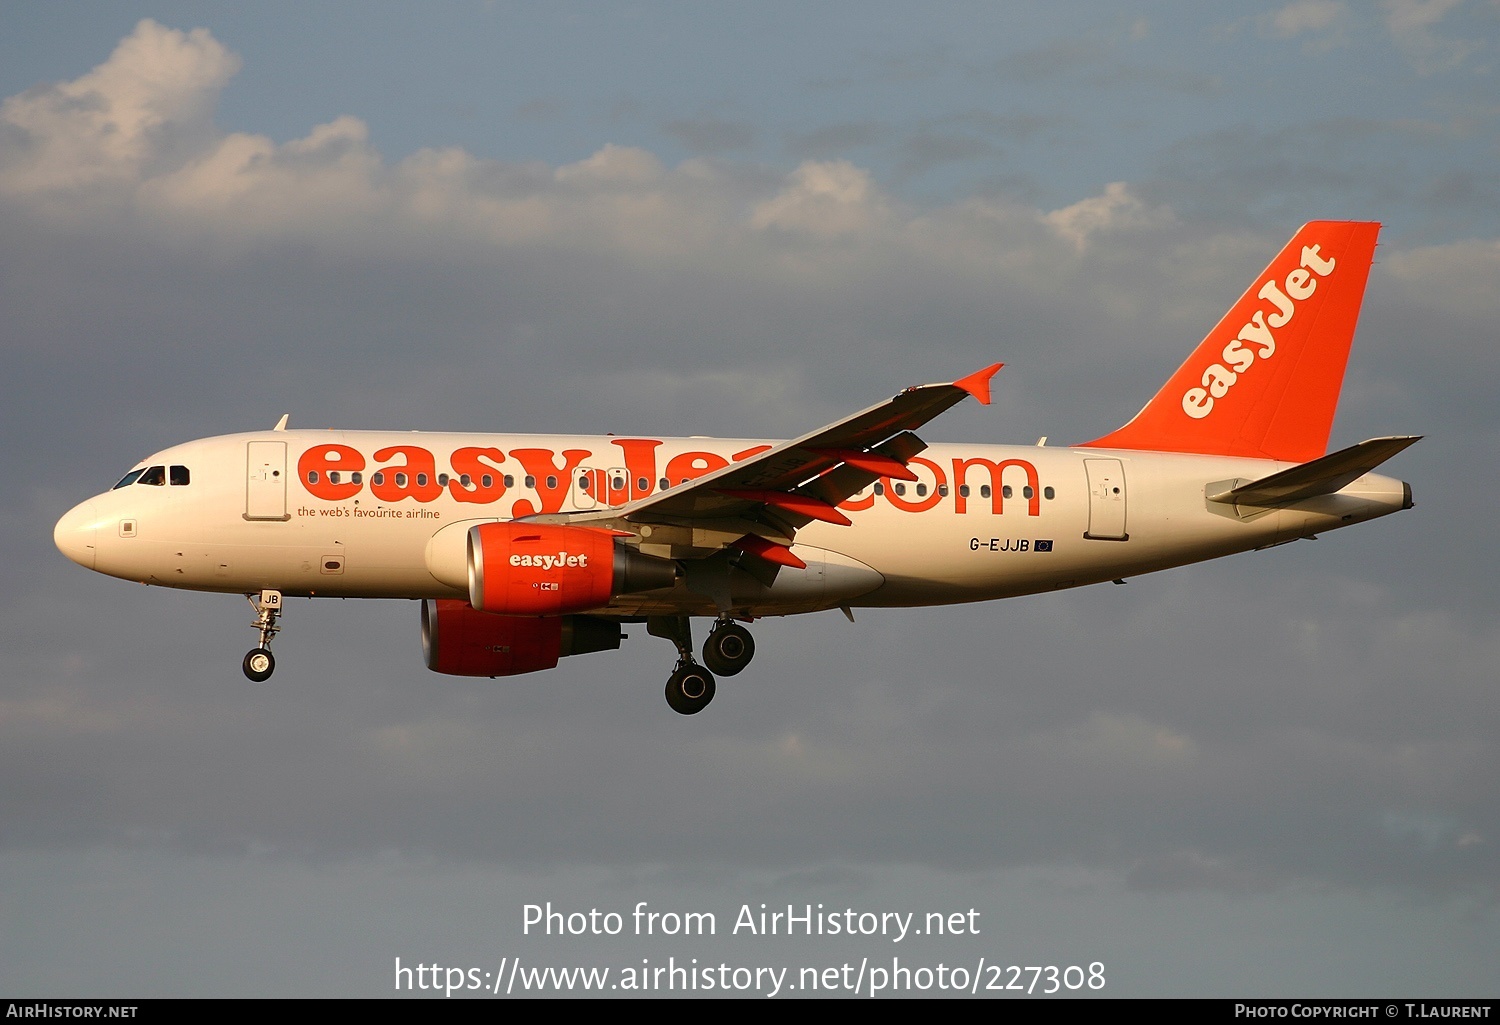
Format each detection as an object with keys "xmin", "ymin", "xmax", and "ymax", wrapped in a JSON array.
[{"xmin": 1084, "ymin": 458, "xmax": 1128, "ymax": 540}]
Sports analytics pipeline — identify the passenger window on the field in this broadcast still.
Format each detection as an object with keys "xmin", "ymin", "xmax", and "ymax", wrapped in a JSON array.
[
  {"xmin": 328, "ymin": 471, "xmax": 341, "ymax": 485},
  {"xmin": 959, "ymin": 485, "xmax": 970, "ymax": 498},
  {"xmin": 307, "ymin": 470, "xmax": 320, "ymax": 484},
  {"xmin": 915, "ymin": 483, "xmax": 927, "ymax": 497},
  {"xmin": 372, "ymin": 472, "xmax": 385, "ymax": 486},
  {"xmin": 351, "ymin": 472, "xmax": 363, "ymax": 485},
  {"xmin": 659, "ymin": 478, "xmax": 669, "ymax": 491},
  {"xmin": 1044, "ymin": 486, "xmax": 1055, "ymax": 500},
  {"xmin": 1002, "ymin": 485, "xmax": 1013, "ymax": 499},
  {"xmin": 980, "ymin": 485, "xmax": 991, "ymax": 499},
  {"xmin": 1023, "ymin": 486, "xmax": 1034, "ymax": 499},
  {"xmin": 170, "ymin": 465, "xmax": 190, "ymax": 486},
  {"xmin": 504, "ymin": 475, "xmax": 515, "ymax": 487},
  {"xmin": 525, "ymin": 475, "xmax": 536, "ymax": 488},
  {"xmin": 481, "ymin": 474, "xmax": 493, "ymax": 488},
  {"xmin": 138, "ymin": 465, "xmax": 166, "ymax": 486},
  {"xmin": 546, "ymin": 475, "xmax": 557, "ymax": 489}
]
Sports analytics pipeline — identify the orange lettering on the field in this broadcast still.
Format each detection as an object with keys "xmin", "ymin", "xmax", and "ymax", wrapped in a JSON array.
[
  {"xmin": 664, "ymin": 450, "xmax": 729, "ymax": 485},
  {"xmin": 371, "ymin": 446, "xmax": 444, "ymax": 503},
  {"xmin": 882, "ymin": 456, "xmax": 945, "ymax": 512},
  {"xmin": 509, "ymin": 448, "xmax": 591, "ymax": 517},
  {"xmin": 952, "ymin": 457, "xmax": 1039, "ymax": 516},
  {"xmin": 298, "ymin": 444, "xmax": 365, "ymax": 501},
  {"xmin": 610, "ymin": 439, "xmax": 662, "ymax": 503},
  {"xmin": 448, "ymin": 447, "xmax": 508, "ymax": 505}
]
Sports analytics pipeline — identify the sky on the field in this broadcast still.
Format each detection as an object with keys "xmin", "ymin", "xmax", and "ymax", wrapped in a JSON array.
[{"xmin": 2, "ymin": 0, "xmax": 1498, "ymax": 999}]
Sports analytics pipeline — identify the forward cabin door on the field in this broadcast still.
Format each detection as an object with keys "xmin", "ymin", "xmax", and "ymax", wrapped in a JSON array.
[
  {"xmin": 1084, "ymin": 458, "xmax": 1127, "ymax": 540},
  {"xmin": 245, "ymin": 441, "xmax": 290, "ymax": 521}
]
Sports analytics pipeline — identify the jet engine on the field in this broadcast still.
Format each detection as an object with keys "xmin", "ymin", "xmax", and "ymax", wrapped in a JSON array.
[
  {"xmin": 421, "ymin": 599, "xmax": 624, "ymax": 676},
  {"xmin": 467, "ymin": 521, "xmax": 677, "ymax": 615}
]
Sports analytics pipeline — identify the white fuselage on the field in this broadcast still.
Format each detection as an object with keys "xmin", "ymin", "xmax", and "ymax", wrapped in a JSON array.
[{"xmin": 53, "ymin": 429, "xmax": 1411, "ymax": 618}]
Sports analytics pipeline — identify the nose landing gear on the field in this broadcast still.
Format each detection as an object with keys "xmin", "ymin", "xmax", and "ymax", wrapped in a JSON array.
[{"xmin": 242, "ymin": 589, "xmax": 283, "ymax": 682}]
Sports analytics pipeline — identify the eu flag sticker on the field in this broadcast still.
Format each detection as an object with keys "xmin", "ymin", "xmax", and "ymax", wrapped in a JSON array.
[{"xmin": 1034, "ymin": 540, "xmax": 1054, "ymax": 552}]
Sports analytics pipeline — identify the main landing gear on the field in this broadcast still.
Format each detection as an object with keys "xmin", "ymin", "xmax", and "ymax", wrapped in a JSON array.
[
  {"xmin": 242, "ymin": 589, "xmax": 283, "ymax": 682},
  {"xmin": 649, "ymin": 615, "xmax": 757, "ymax": 714}
]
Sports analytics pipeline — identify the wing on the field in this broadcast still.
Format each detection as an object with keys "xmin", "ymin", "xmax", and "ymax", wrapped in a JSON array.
[{"xmin": 524, "ymin": 364, "xmax": 1002, "ymax": 572}]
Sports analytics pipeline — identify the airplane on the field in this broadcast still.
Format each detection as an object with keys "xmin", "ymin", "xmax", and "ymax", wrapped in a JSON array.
[{"xmin": 54, "ymin": 221, "xmax": 1417, "ymax": 714}]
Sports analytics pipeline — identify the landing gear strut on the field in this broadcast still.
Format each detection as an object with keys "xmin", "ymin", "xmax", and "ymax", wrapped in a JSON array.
[
  {"xmin": 242, "ymin": 589, "xmax": 283, "ymax": 682},
  {"xmin": 703, "ymin": 618, "xmax": 755, "ymax": 677},
  {"xmin": 649, "ymin": 615, "xmax": 717, "ymax": 715}
]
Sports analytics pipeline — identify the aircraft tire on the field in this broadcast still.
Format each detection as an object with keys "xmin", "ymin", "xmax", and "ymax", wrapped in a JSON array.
[
  {"xmin": 702, "ymin": 622, "xmax": 755, "ymax": 677},
  {"xmin": 665, "ymin": 664, "xmax": 716, "ymax": 715},
  {"xmin": 243, "ymin": 647, "xmax": 275, "ymax": 682}
]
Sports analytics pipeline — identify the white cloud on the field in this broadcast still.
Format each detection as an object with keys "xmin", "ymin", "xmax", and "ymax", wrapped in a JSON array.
[
  {"xmin": 0, "ymin": 20, "xmax": 238, "ymax": 197},
  {"xmin": 750, "ymin": 160, "xmax": 888, "ymax": 238},
  {"xmin": 1043, "ymin": 181, "xmax": 1176, "ymax": 251}
]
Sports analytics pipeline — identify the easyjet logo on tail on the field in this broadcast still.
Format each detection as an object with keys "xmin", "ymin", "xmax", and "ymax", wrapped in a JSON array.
[{"xmin": 1181, "ymin": 243, "xmax": 1337, "ymax": 420}]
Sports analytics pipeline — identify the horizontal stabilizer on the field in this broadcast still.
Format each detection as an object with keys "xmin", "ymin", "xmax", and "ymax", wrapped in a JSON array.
[{"xmin": 1207, "ymin": 436, "xmax": 1421, "ymax": 508}]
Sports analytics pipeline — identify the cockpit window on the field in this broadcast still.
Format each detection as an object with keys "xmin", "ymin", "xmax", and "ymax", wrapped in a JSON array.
[
  {"xmin": 137, "ymin": 465, "xmax": 166, "ymax": 486},
  {"xmin": 112, "ymin": 469, "xmax": 146, "ymax": 490},
  {"xmin": 170, "ymin": 465, "xmax": 190, "ymax": 486}
]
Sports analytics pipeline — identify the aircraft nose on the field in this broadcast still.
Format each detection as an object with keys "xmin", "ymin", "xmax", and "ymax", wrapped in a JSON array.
[{"xmin": 54, "ymin": 499, "xmax": 99, "ymax": 570}]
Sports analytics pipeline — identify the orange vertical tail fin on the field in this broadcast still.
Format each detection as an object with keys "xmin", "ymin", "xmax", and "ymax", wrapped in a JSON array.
[{"xmin": 1080, "ymin": 221, "xmax": 1380, "ymax": 463}]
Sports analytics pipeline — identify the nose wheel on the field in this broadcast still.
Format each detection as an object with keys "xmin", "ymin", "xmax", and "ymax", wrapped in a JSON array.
[
  {"xmin": 243, "ymin": 647, "xmax": 275, "ymax": 682},
  {"xmin": 242, "ymin": 589, "xmax": 283, "ymax": 681}
]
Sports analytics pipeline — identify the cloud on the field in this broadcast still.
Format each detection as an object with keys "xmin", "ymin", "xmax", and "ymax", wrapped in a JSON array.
[
  {"xmin": 0, "ymin": 20, "xmax": 238, "ymax": 199},
  {"xmin": 1270, "ymin": 0, "xmax": 1348, "ymax": 37},
  {"xmin": 750, "ymin": 160, "xmax": 888, "ymax": 238},
  {"xmin": 1381, "ymin": 0, "xmax": 1482, "ymax": 72},
  {"xmin": 1043, "ymin": 181, "xmax": 1177, "ymax": 251}
]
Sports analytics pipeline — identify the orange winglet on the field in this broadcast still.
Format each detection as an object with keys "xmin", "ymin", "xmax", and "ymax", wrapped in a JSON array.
[
  {"xmin": 714, "ymin": 489, "xmax": 854, "ymax": 526},
  {"xmin": 953, "ymin": 363, "xmax": 1003, "ymax": 405},
  {"xmin": 814, "ymin": 448, "xmax": 919, "ymax": 481},
  {"xmin": 731, "ymin": 534, "xmax": 808, "ymax": 570}
]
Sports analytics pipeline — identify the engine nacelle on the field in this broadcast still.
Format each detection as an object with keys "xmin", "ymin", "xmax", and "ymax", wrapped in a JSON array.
[
  {"xmin": 467, "ymin": 521, "xmax": 677, "ymax": 615},
  {"xmin": 421, "ymin": 599, "xmax": 624, "ymax": 676}
]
